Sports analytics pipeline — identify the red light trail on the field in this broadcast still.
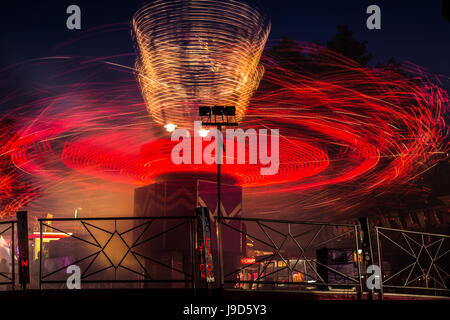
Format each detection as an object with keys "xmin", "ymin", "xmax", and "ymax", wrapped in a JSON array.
[{"xmin": 0, "ymin": 43, "xmax": 447, "ymax": 218}]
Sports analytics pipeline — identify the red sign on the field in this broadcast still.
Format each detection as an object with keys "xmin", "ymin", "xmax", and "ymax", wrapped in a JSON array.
[
  {"xmin": 17, "ymin": 211, "xmax": 30, "ymax": 285},
  {"xmin": 240, "ymin": 257, "xmax": 256, "ymax": 264},
  {"xmin": 196, "ymin": 207, "xmax": 215, "ymax": 284}
]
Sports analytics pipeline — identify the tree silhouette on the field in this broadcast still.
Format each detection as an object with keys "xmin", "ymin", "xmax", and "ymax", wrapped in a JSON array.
[{"xmin": 326, "ymin": 25, "xmax": 372, "ymax": 66}]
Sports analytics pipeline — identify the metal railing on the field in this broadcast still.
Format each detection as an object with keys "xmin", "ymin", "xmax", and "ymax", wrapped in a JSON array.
[
  {"xmin": 35, "ymin": 215, "xmax": 365, "ymax": 294},
  {"xmin": 217, "ymin": 216, "xmax": 363, "ymax": 294},
  {"xmin": 0, "ymin": 212, "xmax": 443, "ymax": 299},
  {"xmin": 0, "ymin": 220, "xmax": 15, "ymax": 290},
  {"xmin": 38, "ymin": 216, "xmax": 197, "ymax": 289},
  {"xmin": 375, "ymin": 226, "xmax": 450, "ymax": 296}
]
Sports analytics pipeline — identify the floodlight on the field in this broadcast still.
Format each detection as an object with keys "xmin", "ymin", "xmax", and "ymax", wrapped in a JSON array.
[
  {"xmin": 223, "ymin": 106, "xmax": 236, "ymax": 116},
  {"xmin": 199, "ymin": 107, "xmax": 211, "ymax": 117},
  {"xmin": 212, "ymin": 106, "xmax": 225, "ymax": 116}
]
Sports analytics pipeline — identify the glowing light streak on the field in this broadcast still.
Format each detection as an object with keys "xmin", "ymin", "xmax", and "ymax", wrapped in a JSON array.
[
  {"xmin": 0, "ymin": 42, "xmax": 447, "ymax": 218},
  {"xmin": 132, "ymin": 0, "xmax": 270, "ymax": 128}
]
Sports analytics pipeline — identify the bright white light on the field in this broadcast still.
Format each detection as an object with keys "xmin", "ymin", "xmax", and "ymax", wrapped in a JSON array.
[
  {"xmin": 199, "ymin": 129, "xmax": 209, "ymax": 137},
  {"xmin": 164, "ymin": 123, "xmax": 176, "ymax": 132}
]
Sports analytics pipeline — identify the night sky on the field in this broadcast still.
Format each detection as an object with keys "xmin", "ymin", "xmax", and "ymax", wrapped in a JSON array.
[{"xmin": 0, "ymin": 0, "xmax": 449, "ymax": 77}]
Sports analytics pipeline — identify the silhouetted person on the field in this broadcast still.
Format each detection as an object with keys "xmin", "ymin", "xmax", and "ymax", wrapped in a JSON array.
[
  {"xmin": 0, "ymin": 258, "xmax": 9, "ymax": 290},
  {"xmin": 0, "ymin": 258, "xmax": 8, "ymax": 273}
]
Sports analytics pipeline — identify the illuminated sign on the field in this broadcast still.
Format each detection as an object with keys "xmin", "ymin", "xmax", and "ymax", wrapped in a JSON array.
[
  {"xmin": 29, "ymin": 232, "xmax": 71, "ymax": 239},
  {"xmin": 199, "ymin": 236, "xmax": 214, "ymax": 282},
  {"xmin": 196, "ymin": 207, "xmax": 215, "ymax": 284},
  {"xmin": 30, "ymin": 232, "xmax": 72, "ymax": 260},
  {"xmin": 353, "ymin": 250, "xmax": 363, "ymax": 263},
  {"xmin": 240, "ymin": 257, "xmax": 256, "ymax": 264},
  {"xmin": 293, "ymin": 272, "xmax": 304, "ymax": 282},
  {"xmin": 17, "ymin": 211, "xmax": 30, "ymax": 285}
]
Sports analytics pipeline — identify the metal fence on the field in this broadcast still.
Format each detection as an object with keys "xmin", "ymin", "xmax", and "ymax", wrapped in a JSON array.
[
  {"xmin": 35, "ymin": 215, "xmax": 364, "ymax": 293},
  {"xmin": 0, "ymin": 220, "xmax": 15, "ymax": 290},
  {"xmin": 375, "ymin": 226, "xmax": 450, "ymax": 296},
  {"xmin": 218, "ymin": 217, "xmax": 363, "ymax": 294},
  {"xmin": 38, "ymin": 216, "xmax": 197, "ymax": 289},
  {"xmin": 0, "ymin": 212, "xmax": 445, "ymax": 299}
]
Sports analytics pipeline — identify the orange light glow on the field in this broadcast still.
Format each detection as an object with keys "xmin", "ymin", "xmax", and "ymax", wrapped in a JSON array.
[
  {"xmin": 241, "ymin": 257, "xmax": 256, "ymax": 264},
  {"xmin": 132, "ymin": 0, "xmax": 270, "ymax": 128}
]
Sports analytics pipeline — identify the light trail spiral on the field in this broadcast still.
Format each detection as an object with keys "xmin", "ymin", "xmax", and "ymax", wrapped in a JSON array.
[
  {"xmin": 132, "ymin": 0, "xmax": 270, "ymax": 128},
  {"xmin": 0, "ymin": 41, "xmax": 447, "ymax": 219}
]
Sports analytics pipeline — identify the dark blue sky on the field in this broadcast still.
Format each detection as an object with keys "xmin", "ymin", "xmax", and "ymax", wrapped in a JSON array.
[{"xmin": 0, "ymin": 0, "xmax": 449, "ymax": 75}]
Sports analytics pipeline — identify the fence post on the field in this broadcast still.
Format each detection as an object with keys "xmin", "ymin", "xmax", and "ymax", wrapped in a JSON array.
[
  {"xmin": 354, "ymin": 225, "xmax": 363, "ymax": 299},
  {"xmin": 375, "ymin": 227, "xmax": 383, "ymax": 300},
  {"xmin": 16, "ymin": 211, "xmax": 30, "ymax": 290},
  {"xmin": 39, "ymin": 220, "xmax": 43, "ymax": 290},
  {"xmin": 11, "ymin": 222, "xmax": 15, "ymax": 290}
]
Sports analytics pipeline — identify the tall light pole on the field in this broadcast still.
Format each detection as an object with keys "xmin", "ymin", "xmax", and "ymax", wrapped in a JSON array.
[{"xmin": 199, "ymin": 106, "xmax": 237, "ymax": 288}]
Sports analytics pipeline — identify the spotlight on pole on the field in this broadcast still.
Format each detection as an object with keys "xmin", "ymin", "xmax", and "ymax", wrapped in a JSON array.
[
  {"xmin": 199, "ymin": 107, "xmax": 212, "ymax": 117},
  {"xmin": 223, "ymin": 106, "xmax": 236, "ymax": 116},
  {"xmin": 212, "ymin": 106, "xmax": 225, "ymax": 116},
  {"xmin": 199, "ymin": 106, "xmax": 238, "ymax": 127},
  {"xmin": 198, "ymin": 105, "xmax": 238, "ymax": 289}
]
